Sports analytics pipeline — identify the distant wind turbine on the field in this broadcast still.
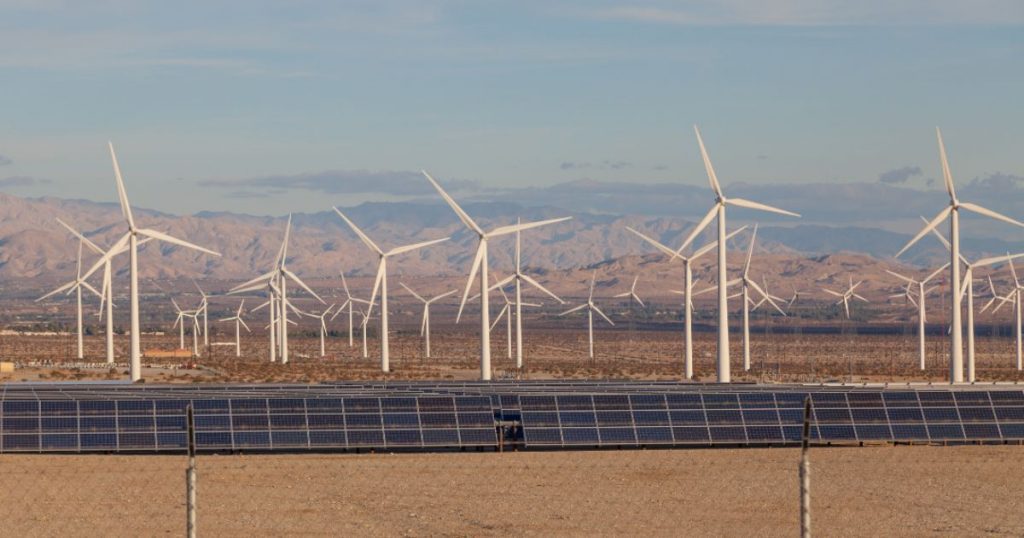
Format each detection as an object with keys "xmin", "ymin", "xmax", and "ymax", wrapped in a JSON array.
[
  {"xmin": 559, "ymin": 271, "xmax": 615, "ymax": 359},
  {"xmin": 424, "ymin": 171, "xmax": 571, "ymax": 380},
  {"xmin": 400, "ymin": 282, "xmax": 455, "ymax": 359},
  {"xmin": 333, "ymin": 208, "xmax": 448, "ymax": 372},
  {"xmin": 823, "ymin": 277, "xmax": 868, "ymax": 320},
  {"xmin": 218, "ymin": 300, "xmax": 250, "ymax": 357},
  {"xmin": 886, "ymin": 264, "xmax": 948, "ymax": 371},
  {"xmin": 38, "ymin": 240, "xmax": 101, "ymax": 360},
  {"xmin": 897, "ymin": 128, "xmax": 1024, "ymax": 383},
  {"xmin": 677, "ymin": 126, "xmax": 800, "ymax": 382},
  {"xmin": 80, "ymin": 143, "xmax": 221, "ymax": 381}
]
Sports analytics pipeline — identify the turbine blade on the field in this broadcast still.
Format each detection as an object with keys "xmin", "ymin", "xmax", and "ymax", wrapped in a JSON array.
[
  {"xmin": 559, "ymin": 304, "xmax": 587, "ymax": 316},
  {"xmin": 936, "ymin": 127, "xmax": 957, "ymax": 202},
  {"xmin": 367, "ymin": 264, "xmax": 386, "ymax": 318},
  {"xmin": 626, "ymin": 226, "xmax": 677, "ymax": 259},
  {"xmin": 400, "ymin": 282, "xmax": 426, "ymax": 303},
  {"xmin": 137, "ymin": 228, "xmax": 220, "ymax": 257},
  {"xmin": 108, "ymin": 142, "xmax": 135, "ymax": 230},
  {"xmin": 743, "ymin": 223, "xmax": 758, "ymax": 276},
  {"xmin": 689, "ymin": 225, "xmax": 748, "ymax": 260},
  {"xmin": 959, "ymin": 202, "xmax": 1024, "ymax": 229},
  {"xmin": 386, "ymin": 236, "xmax": 449, "ymax": 257},
  {"xmin": 520, "ymin": 273, "xmax": 563, "ymax": 304},
  {"xmin": 422, "ymin": 170, "xmax": 484, "ymax": 235},
  {"xmin": 457, "ymin": 242, "xmax": 486, "ymax": 323},
  {"xmin": 677, "ymin": 205, "xmax": 718, "ymax": 254},
  {"xmin": 923, "ymin": 262, "xmax": 951, "ymax": 284},
  {"xmin": 896, "ymin": 207, "xmax": 951, "ymax": 257},
  {"xmin": 333, "ymin": 208, "xmax": 384, "ymax": 255},
  {"xmin": 726, "ymin": 198, "xmax": 801, "ymax": 218},
  {"xmin": 885, "ymin": 270, "xmax": 915, "ymax": 285},
  {"xmin": 592, "ymin": 305, "xmax": 615, "ymax": 326},
  {"xmin": 693, "ymin": 125, "xmax": 723, "ymax": 198},
  {"xmin": 56, "ymin": 218, "xmax": 103, "ymax": 254},
  {"xmin": 37, "ymin": 280, "xmax": 77, "ymax": 302},
  {"xmin": 487, "ymin": 274, "xmax": 516, "ymax": 293},
  {"xmin": 284, "ymin": 268, "xmax": 325, "ymax": 304},
  {"xmin": 487, "ymin": 216, "xmax": 572, "ymax": 239}
]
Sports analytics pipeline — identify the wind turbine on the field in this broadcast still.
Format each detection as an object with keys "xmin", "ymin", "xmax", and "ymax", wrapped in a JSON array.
[
  {"xmin": 38, "ymin": 240, "xmax": 101, "ymax": 359},
  {"xmin": 923, "ymin": 223, "xmax": 1024, "ymax": 380},
  {"xmin": 678, "ymin": 127, "xmax": 800, "ymax": 382},
  {"xmin": 823, "ymin": 277, "xmax": 868, "ymax": 320},
  {"xmin": 896, "ymin": 128, "xmax": 1024, "ymax": 383},
  {"xmin": 614, "ymin": 275, "xmax": 645, "ymax": 307},
  {"xmin": 1006, "ymin": 260, "xmax": 1024, "ymax": 371},
  {"xmin": 489, "ymin": 277, "xmax": 542, "ymax": 360},
  {"xmin": 423, "ymin": 171, "xmax": 571, "ymax": 380},
  {"xmin": 230, "ymin": 215, "xmax": 324, "ymax": 365},
  {"xmin": 559, "ymin": 271, "xmax": 615, "ymax": 359},
  {"xmin": 730, "ymin": 224, "xmax": 786, "ymax": 371},
  {"xmin": 304, "ymin": 305, "xmax": 335, "ymax": 358},
  {"xmin": 193, "ymin": 279, "xmax": 210, "ymax": 350},
  {"xmin": 79, "ymin": 143, "xmax": 221, "ymax": 381},
  {"xmin": 787, "ymin": 286, "xmax": 804, "ymax": 308},
  {"xmin": 400, "ymin": 282, "xmax": 455, "ymax": 359},
  {"xmin": 886, "ymin": 264, "xmax": 948, "ymax": 371},
  {"xmin": 247, "ymin": 279, "xmax": 282, "ymax": 362},
  {"xmin": 55, "ymin": 218, "xmax": 151, "ymax": 364},
  {"xmin": 171, "ymin": 299, "xmax": 193, "ymax": 350},
  {"xmin": 218, "ymin": 300, "xmax": 250, "ymax": 357},
  {"xmin": 333, "ymin": 208, "xmax": 448, "ymax": 373},
  {"xmin": 487, "ymin": 218, "xmax": 565, "ymax": 369},
  {"xmin": 330, "ymin": 273, "xmax": 359, "ymax": 348},
  {"xmin": 627, "ymin": 225, "xmax": 746, "ymax": 379}
]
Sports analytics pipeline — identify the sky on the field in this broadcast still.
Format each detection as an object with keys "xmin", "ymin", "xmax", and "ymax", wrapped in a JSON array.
[{"xmin": 1, "ymin": 0, "xmax": 1022, "ymax": 216}]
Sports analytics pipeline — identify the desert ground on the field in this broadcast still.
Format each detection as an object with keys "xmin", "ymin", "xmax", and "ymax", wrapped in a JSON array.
[
  {"xmin": 1, "ymin": 445, "xmax": 1022, "ymax": 536},
  {"xmin": 3, "ymin": 326, "xmax": 1024, "ymax": 384}
]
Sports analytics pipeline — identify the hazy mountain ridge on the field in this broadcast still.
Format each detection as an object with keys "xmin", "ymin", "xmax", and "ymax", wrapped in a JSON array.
[{"xmin": 0, "ymin": 191, "xmax": 1021, "ymax": 297}]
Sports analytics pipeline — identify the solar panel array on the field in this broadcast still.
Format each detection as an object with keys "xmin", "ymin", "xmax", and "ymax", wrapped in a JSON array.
[
  {"xmin": 518, "ymin": 390, "xmax": 1024, "ymax": 448},
  {"xmin": 0, "ymin": 396, "xmax": 497, "ymax": 454},
  {"xmin": 3, "ymin": 381, "xmax": 1024, "ymax": 453}
]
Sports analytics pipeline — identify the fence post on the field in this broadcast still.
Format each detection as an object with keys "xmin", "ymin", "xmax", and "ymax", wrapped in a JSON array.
[
  {"xmin": 187, "ymin": 404, "xmax": 197, "ymax": 538},
  {"xmin": 800, "ymin": 396, "xmax": 811, "ymax": 538}
]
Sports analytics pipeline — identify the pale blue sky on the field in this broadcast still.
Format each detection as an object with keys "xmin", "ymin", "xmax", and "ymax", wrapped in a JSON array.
[{"xmin": 1, "ymin": 1, "xmax": 1022, "ymax": 215}]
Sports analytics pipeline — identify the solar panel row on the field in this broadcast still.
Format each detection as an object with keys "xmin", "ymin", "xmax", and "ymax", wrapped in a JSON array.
[
  {"xmin": 0, "ymin": 396, "xmax": 497, "ymax": 453},
  {"xmin": 518, "ymin": 391, "xmax": 1024, "ymax": 447}
]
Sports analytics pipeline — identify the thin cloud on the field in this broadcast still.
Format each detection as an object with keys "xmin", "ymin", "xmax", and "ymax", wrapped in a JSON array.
[
  {"xmin": 199, "ymin": 169, "xmax": 480, "ymax": 196},
  {"xmin": 878, "ymin": 165, "xmax": 922, "ymax": 184},
  {"xmin": 0, "ymin": 155, "xmax": 11, "ymax": 166},
  {"xmin": 0, "ymin": 176, "xmax": 50, "ymax": 187}
]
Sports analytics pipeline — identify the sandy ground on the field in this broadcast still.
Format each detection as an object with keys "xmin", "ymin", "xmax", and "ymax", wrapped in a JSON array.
[
  {"xmin": 2, "ymin": 445, "xmax": 1023, "ymax": 537},
  {"xmin": 4, "ymin": 329, "xmax": 1024, "ymax": 384}
]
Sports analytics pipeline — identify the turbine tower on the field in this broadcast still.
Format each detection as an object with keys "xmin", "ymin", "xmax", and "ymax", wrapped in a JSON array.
[
  {"xmin": 79, "ymin": 143, "xmax": 220, "ymax": 381},
  {"xmin": 230, "ymin": 215, "xmax": 324, "ymax": 364},
  {"xmin": 401, "ymin": 283, "xmax": 456, "ymax": 359},
  {"xmin": 489, "ymin": 277, "xmax": 542, "ymax": 360},
  {"xmin": 886, "ymin": 264, "xmax": 948, "ymax": 371},
  {"xmin": 193, "ymin": 280, "xmax": 210, "ymax": 350},
  {"xmin": 897, "ymin": 128, "xmax": 1024, "ymax": 383},
  {"xmin": 304, "ymin": 305, "xmax": 335, "ymax": 358},
  {"xmin": 678, "ymin": 127, "xmax": 800, "ymax": 383},
  {"xmin": 487, "ymin": 219, "xmax": 564, "ymax": 369},
  {"xmin": 559, "ymin": 271, "xmax": 615, "ymax": 359},
  {"xmin": 38, "ymin": 240, "xmax": 102, "ymax": 360},
  {"xmin": 219, "ymin": 300, "xmax": 250, "ymax": 357},
  {"xmin": 333, "ymin": 208, "xmax": 448, "ymax": 373},
  {"xmin": 423, "ymin": 171, "xmax": 570, "ymax": 381},
  {"xmin": 627, "ymin": 226, "xmax": 745, "ymax": 379}
]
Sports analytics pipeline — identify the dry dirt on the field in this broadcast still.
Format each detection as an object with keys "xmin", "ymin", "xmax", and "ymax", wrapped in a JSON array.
[
  {"xmin": 4, "ymin": 328, "xmax": 1024, "ymax": 384},
  {"xmin": 2, "ymin": 445, "xmax": 1023, "ymax": 536}
]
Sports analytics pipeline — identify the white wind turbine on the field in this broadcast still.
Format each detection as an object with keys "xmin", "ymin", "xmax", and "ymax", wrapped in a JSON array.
[
  {"xmin": 333, "ymin": 208, "xmax": 448, "ymax": 373},
  {"xmin": 489, "ymin": 277, "xmax": 542, "ymax": 360},
  {"xmin": 897, "ymin": 128, "xmax": 1024, "ymax": 383},
  {"xmin": 304, "ymin": 305, "xmax": 335, "ymax": 358},
  {"xmin": 487, "ymin": 219, "xmax": 564, "ymax": 369},
  {"xmin": 218, "ymin": 300, "xmax": 250, "ymax": 357},
  {"xmin": 400, "ymin": 283, "xmax": 456, "ymax": 359},
  {"xmin": 193, "ymin": 280, "xmax": 210, "ymax": 350},
  {"xmin": 628, "ymin": 226, "xmax": 746, "ymax": 379},
  {"xmin": 38, "ymin": 239, "xmax": 102, "ymax": 360},
  {"xmin": 823, "ymin": 277, "xmax": 868, "ymax": 320},
  {"xmin": 55, "ymin": 218, "xmax": 153, "ymax": 364},
  {"xmin": 230, "ymin": 215, "xmax": 324, "ymax": 364},
  {"xmin": 678, "ymin": 127, "xmax": 800, "ymax": 382},
  {"xmin": 886, "ymin": 264, "xmax": 948, "ymax": 371},
  {"xmin": 329, "ymin": 273, "xmax": 369, "ymax": 348},
  {"xmin": 171, "ymin": 299, "xmax": 193, "ymax": 350},
  {"xmin": 923, "ymin": 224, "xmax": 1024, "ymax": 380},
  {"xmin": 79, "ymin": 143, "xmax": 221, "ymax": 381},
  {"xmin": 1005, "ymin": 260, "xmax": 1024, "ymax": 371},
  {"xmin": 614, "ymin": 275, "xmax": 645, "ymax": 308},
  {"xmin": 185, "ymin": 311, "xmax": 201, "ymax": 357},
  {"xmin": 423, "ymin": 171, "xmax": 571, "ymax": 380},
  {"xmin": 981, "ymin": 276, "xmax": 1020, "ymax": 369},
  {"xmin": 246, "ymin": 279, "xmax": 282, "ymax": 362},
  {"xmin": 559, "ymin": 271, "xmax": 615, "ymax": 359},
  {"xmin": 729, "ymin": 225, "xmax": 786, "ymax": 371}
]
